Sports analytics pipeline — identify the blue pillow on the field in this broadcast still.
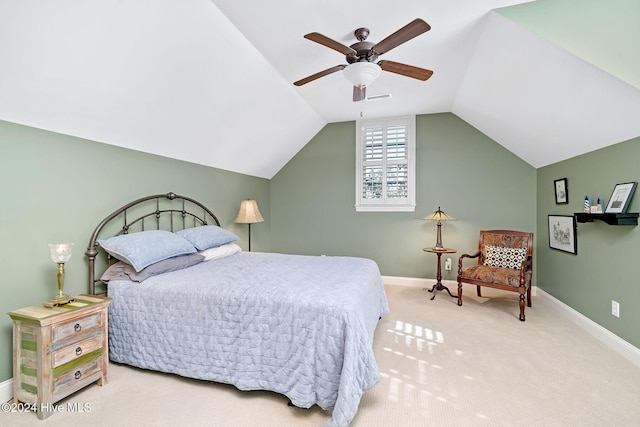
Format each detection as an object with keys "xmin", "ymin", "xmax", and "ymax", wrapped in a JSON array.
[
  {"xmin": 176, "ymin": 225, "xmax": 239, "ymax": 251},
  {"xmin": 98, "ymin": 230, "xmax": 197, "ymax": 272}
]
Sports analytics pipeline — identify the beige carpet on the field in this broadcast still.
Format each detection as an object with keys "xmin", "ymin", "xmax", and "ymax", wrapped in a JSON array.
[{"xmin": 3, "ymin": 284, "xmax": 640, "ymax": 426}]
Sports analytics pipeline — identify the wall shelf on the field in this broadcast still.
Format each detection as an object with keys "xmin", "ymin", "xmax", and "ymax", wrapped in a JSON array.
[{"xmin": 574, "ymin": 212, "xmax": 639, "ymax": 226}]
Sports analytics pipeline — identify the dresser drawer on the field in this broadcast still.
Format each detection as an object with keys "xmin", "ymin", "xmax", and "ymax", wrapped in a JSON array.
[
  {"xmin": 53, "ymin": 353, "xmax": 101, "ymax": 395},
  {"xmin": 52, "ymin": 314, "xmax": 101, "ymax": 347},
  {"xmin": 52, "ymin": 334, "xmax": 102, "ymax": 368}
]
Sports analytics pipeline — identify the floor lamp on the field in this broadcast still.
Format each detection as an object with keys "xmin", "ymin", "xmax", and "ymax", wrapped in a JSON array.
[{"xmin": 234, "ymin": 199, "xmax": 264, "ymax": 251}]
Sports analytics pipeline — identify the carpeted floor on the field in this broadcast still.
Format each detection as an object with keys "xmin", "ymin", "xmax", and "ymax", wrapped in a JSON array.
[{"xmin": 3, "ymin": 284, "xmax": 640, "ymax": 426}]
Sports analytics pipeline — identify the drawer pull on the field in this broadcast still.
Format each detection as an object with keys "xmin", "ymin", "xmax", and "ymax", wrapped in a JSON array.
[
  {"xmin": 74, "ymin": 323, "xmax": 81, "ymax": 332},
  {"xmin": 75, "ymin": 347, "xmax": 83, "ymax": 356},
  {"xmin": 74, "ymin": 371, "xmax": 82, "ymax": 380}
]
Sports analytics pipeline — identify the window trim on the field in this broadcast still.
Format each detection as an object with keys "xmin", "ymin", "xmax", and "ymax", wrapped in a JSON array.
[{"xmin": 355, "ymin": 115, "xmax": 416, "ymax": 212}]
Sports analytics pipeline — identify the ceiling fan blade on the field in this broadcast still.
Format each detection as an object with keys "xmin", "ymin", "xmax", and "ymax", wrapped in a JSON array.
[
  {"xmin": 379, "ymin": 60, "xmax": 433, "ymax": 81},
  {"xmin": 372, "ymin": 18, "xmax": 431, "ymax": 55},
  {"xmin": 304, "ymin": 32, "xmax": 357, "ymax": 56},
  {"xmin": 353, "ymin": 86, "xmax": 366, "ymax": 102},
  {"xmin": 294, "ymin": 65, "xmax": 347, "ymax": 86}
]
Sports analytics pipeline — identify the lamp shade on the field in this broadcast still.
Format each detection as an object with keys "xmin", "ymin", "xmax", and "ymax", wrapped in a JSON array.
[
  {"xmin": 422, "ymin": 207, "xmax": 456, "ymax": 222},
  {"xmin": 234, "ymin": 199, "xmax": 264, "ymax": 224},
  {"xmin": 343, "ymin": 62, "xmax": 382, "ymax": 88},
  {"xmin": 48, "ymin": 243, "xmax": 74, "ymax": 263}
]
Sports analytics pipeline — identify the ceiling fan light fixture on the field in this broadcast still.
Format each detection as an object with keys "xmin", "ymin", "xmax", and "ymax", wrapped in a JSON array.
[{"xmin": 343, "ymin": 62, "xmax": 381, "ymax": 88}]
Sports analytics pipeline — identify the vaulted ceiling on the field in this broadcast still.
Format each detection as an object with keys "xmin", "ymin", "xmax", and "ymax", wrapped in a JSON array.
[{"xmin": 1, "ymin": 0, "xmax": 639, "ymax": 179}]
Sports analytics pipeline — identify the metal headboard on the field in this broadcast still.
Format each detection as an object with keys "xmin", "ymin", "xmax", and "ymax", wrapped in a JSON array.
[{"xmin": 85, "ymin": 192, "xmax": 220, "ymax": 295}]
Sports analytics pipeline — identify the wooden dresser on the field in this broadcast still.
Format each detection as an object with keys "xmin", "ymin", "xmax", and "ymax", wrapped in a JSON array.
[{"xmin": 8, "ymin": 294, "xmax": 111, "ymax": 419}]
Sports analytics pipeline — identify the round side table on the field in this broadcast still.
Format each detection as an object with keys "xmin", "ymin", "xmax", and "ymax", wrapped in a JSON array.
[{"xmin": 422, "ymin": 247, "xmax": 457, "ymax": 300}]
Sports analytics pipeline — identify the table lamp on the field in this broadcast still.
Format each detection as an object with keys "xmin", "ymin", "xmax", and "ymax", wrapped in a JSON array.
[
  {"xmin": 44, "ymin": 243, "xmax": 75, "ymax": 307},
  {"xmin": 423, "ymin": 207, "xmax": 456, "ymax": 250}
]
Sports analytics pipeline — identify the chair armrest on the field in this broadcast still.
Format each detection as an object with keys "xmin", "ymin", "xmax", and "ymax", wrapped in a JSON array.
[
  {"xmin": 458, "ymin": 251, "xmax": 481, "ymax": 270},
  {"xmin": 519, "ymin": 256, "xmax": 533, "ymax": 276}
]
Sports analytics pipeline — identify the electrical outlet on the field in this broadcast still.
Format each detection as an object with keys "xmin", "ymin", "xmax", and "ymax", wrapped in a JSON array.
[
  {"xmin": 612, "ymin": 300, "xmax": 620, "ymax": 318},
  {"xmin": 445, "ymin": 258, "xmax": 452, "ymax": 270}
]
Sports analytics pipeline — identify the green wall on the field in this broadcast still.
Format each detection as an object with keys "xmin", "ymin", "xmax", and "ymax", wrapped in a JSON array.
[
  {"xmin": 270, "ymin": 113, "xmax": 537, "ymax": 279},
  {"xmin": 3, "ymin": 112, "xmax": 635, "ymax": 386},
  {"xmin": 536, "ymin": 137, "xmax": 640, "ymax": 348},
  {"xmin": 0, "ymin": 120, "xmax": 270, "ymax": 383}
]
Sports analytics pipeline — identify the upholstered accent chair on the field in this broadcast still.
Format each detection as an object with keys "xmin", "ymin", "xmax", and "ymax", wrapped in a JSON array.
[{"xmin": 457, "ymin": 230, "xmax": 533, "ymax": 321}]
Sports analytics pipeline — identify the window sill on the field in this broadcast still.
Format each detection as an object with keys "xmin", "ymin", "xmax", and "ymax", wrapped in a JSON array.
[{"xmin": 355, "ymin": 205, "xmax": 416, "ymax": 213}]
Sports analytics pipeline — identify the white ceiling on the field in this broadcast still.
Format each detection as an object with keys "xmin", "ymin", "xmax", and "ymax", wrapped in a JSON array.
[{"xmin": 1, "ymin": 0, "xmax": 639, "ymax": 178}]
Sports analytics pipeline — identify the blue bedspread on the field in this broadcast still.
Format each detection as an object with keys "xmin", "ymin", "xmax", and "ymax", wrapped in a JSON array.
[{"xmin": 108, "ymin": 252, "xmax": 388, "ymax": 427}]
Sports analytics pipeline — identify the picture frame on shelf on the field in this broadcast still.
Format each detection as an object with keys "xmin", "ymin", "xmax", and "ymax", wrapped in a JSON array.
[
  {"xmin": 605, "ymin": 182, "xmax": 637, "ymax": 214},
  {"xmin": 548, "ymin": 215, "xmax": 577, "ymax": 255},
  {"xmin": 554, "ymin": 178, "xmax": 568, "ymax": 204}
]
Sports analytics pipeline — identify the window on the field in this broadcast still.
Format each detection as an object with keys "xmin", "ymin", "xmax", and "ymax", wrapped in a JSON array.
[{"xmin": 355, "ymin": 116, "xmax": 416, "ymax": 212}]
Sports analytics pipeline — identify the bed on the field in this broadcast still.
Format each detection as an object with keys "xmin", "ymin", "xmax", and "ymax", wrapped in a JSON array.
[{"xmin": 86, "ymin": 192, "xmax": 389, "ymax": 427}]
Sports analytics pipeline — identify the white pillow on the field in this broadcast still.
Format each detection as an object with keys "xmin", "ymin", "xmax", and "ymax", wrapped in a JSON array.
[
  {"xmin": 484, "ymin": 245, "xmax": 527, "ymax": 269},
  {"xmin": 200, "ymin": 243, "xmax": 242, "ymax": 261}
]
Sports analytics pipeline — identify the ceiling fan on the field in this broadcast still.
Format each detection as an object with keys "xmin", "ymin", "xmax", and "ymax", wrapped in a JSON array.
[{"xmin": 294, "ymin": 18, "xmax": 433, "ymax": 102}]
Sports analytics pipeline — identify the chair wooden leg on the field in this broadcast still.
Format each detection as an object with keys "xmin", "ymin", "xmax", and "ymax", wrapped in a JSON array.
[
  {"xmin": 457, "ymin": 282, "xmax": 463, "ymax": 306},
  {"xmin": 476, "ymin": 285, "xmax": 482, "ymax": 297},
  {"xmin": 519, "ymin": 293, "xmax": 526, "ymax": 321},
  {"xmin": 527, "ymin": 285, "xmax": 532, "ymax": 307}
]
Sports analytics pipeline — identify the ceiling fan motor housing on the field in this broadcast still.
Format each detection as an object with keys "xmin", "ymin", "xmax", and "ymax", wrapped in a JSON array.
[
  {"xmin": 347, "ymin": 41, "xmax": 378, "ymax": 63},
  {"xmin": 348, "ymin": 28, "xmax": 379, "ymax": 63}
]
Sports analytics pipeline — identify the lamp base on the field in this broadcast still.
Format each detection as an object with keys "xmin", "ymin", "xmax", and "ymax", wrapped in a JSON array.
[
  {"xmin": 43, "ymin": 294, "xmax": 74, "ymax": 308},
  {"xmin": 432, "ymin": 222, "xmax": 444, "ymax": 250}
]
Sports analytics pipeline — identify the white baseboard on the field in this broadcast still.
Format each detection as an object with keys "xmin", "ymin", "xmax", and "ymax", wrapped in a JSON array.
[
  {"xmin": 0, "ymin": 378, "xmax": 12, "ymax": 403},
  {"xmin": 536, "ymin": 288, "xmax": 640, "ymax": 369},
  {"xmin": 382, "ymin": 275, "xmax": 538, "ymax": 295},
  {"xmin": 382, "ymin": 275, "xmax": 434, "ymax": 288},
  {"xmin": 382, "ymin": 275, "xmax": 640, "ymax": 369}
]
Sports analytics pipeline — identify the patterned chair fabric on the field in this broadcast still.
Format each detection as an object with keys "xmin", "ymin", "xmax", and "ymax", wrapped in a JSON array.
[
  {"xmin": 459, "ymin": 265, "xmax": 531, "ymax": 287},
  {"xmin": 457, "ymin": 230, "xmax": 533, "ymax": 321}
]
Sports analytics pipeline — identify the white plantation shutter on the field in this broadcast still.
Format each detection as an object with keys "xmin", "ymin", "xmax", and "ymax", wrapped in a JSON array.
[{"xmin": 356, "ymin": 116, "xmax": 415, "ymax": 212}]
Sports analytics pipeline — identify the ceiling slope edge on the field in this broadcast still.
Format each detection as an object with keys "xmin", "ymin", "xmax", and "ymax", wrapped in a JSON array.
[{"xmin": 452, "ymin": 12, "xmax": 640, "ymax": 169}]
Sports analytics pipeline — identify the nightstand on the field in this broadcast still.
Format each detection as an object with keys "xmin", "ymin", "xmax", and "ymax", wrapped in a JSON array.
[{"xmin": 8, "ymin": 294, "xmax": 111, "ymax": 419}]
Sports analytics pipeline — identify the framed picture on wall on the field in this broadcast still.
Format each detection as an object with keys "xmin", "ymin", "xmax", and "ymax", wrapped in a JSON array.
[
  {"xmin": 548, "ymin": 215, "xmax": 577, "ymax": 255},
  {"xmin": 554, "ymin": 178, "xmax": 568, "ymax": 204},
  {"xmin": 605, "ymin": 182, "xmax": 637, "ymax": 213}
]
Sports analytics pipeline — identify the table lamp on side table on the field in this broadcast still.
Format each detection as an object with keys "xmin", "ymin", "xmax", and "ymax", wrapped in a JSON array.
[
  {"xmin": 44, "ymin": 243, "xmax": 75, "ymax": 308},
  {"xmin": 422, "ymin": 206, "xmax": 456, "ymax": 250}
]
